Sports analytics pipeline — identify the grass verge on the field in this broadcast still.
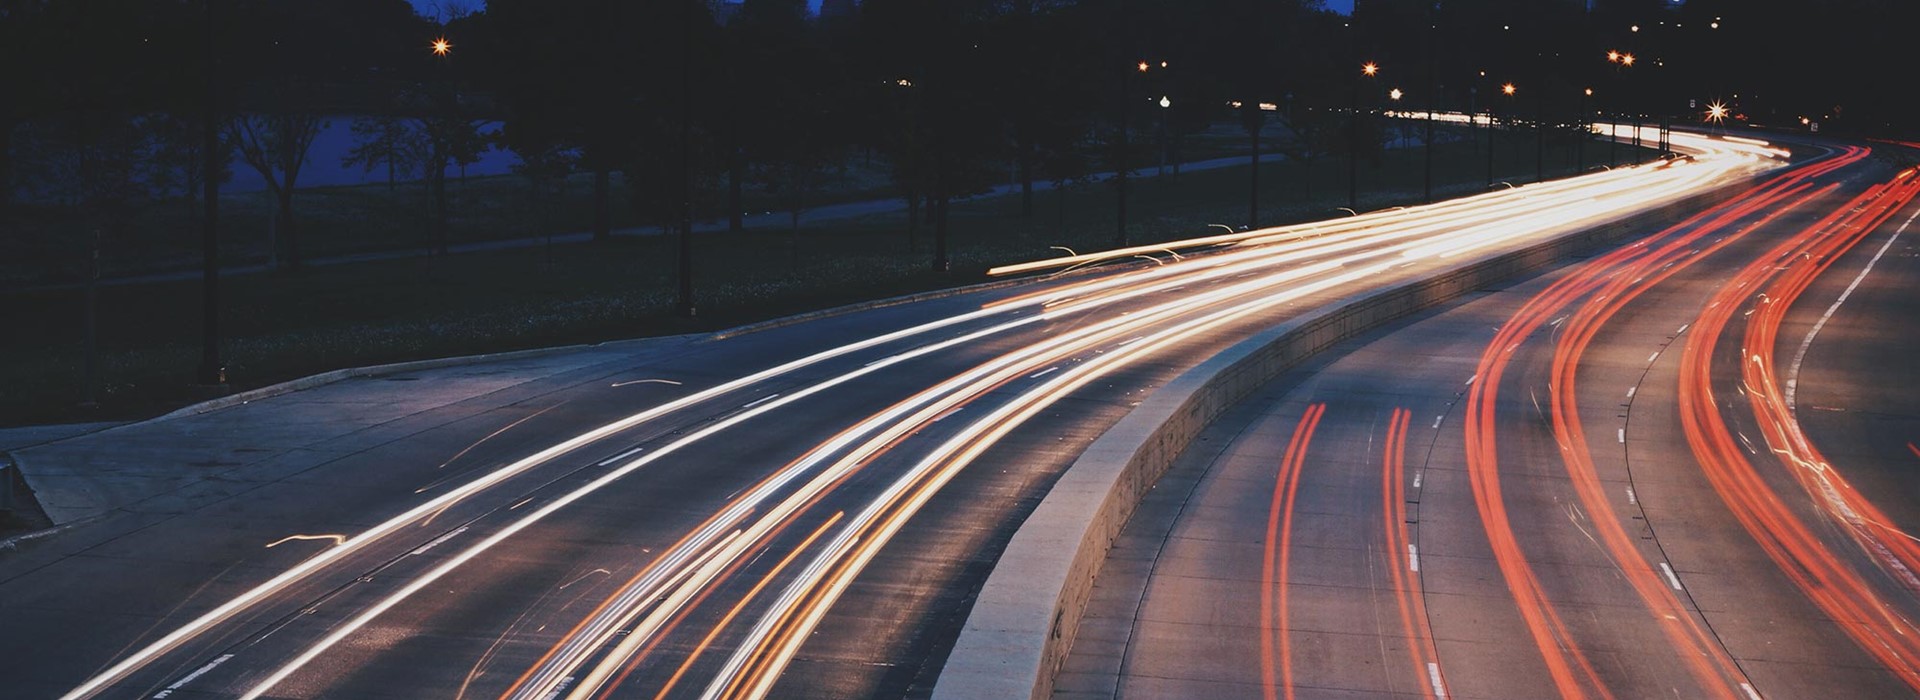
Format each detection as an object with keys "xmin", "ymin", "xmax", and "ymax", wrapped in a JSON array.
[{"xmin": 2, "ymin": 131, "xmax": 1649, "ymax": 426}]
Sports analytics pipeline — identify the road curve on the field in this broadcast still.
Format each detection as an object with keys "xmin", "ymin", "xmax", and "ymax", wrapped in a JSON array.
[
  {"xmin": 1, "ymin": 130, "xmax": 1776, "ymax": 700},
  {"xmin": 1060, "ymin": 140, "xmax": 1920, "ymax": 699}
]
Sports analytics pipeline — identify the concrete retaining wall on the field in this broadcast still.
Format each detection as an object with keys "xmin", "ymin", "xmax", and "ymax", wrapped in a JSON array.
[{"xmin": 931, "ymin": 179, "xmax": 1752, "ymax": 700}]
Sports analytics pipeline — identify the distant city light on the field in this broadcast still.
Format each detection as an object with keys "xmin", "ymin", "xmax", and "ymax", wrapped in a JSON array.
[{"xmin": 430, "ymin": 37, "xmax": 451, "ymax": 56}]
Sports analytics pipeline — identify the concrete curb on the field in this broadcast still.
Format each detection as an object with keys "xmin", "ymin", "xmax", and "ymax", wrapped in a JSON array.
[
  {"xmin": 707, "ymin": 274, "xmax": 1048, "ymax": 342},
  {"xmin": 155, "ymin": 337, "xmax": 678, "ymax": 421},
  {"xmin": 157, "ymin": 271, "xmax": 1064, "ymax": 422},
  {"xmin": 930, "ymin": 178, "xmax": 1754, "ymax": 700}
]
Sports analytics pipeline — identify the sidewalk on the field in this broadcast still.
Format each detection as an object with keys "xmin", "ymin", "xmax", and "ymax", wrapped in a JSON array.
[{"xmin": 4, "ymin": 335, "xmax": 691, "ymax": 526}]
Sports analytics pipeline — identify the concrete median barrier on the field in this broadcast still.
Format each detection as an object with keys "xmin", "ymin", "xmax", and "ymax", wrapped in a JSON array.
[{"xmin": 932, "ymin": 179, "xmax": 1751, "ymax": 700}]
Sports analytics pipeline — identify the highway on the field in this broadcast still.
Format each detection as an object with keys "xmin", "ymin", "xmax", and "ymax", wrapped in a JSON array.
[
  {"xmin": 1059, "ymin": 141, "xmax": 1920, "ymax": 698},
  {"xmin": 0, "ymin": 127, "xmax": 1779, "ymax": 700}
]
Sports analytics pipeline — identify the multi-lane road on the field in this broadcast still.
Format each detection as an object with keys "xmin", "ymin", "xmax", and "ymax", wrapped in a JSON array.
[
  {"xmin": 0, "ymin": 128, "xmax": 1792, "ymax": 699},
  {"xmin": 1061, "ymin": 141, "xmax": 1920, "ymax": 698}
]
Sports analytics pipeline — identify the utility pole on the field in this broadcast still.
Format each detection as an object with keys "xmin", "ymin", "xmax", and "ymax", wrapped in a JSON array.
[
  {"xmin": 677, "ymin": 0, "xmax": 697, "ymax": 317},
  {"xmin": 1116, "ymin": 58, "xmax": 1134, "ymax": 247},
  {"xmin": 1535, "ymin": 87, "xmax": 1545, "ymax": 183},
  {"xmin": 198, "ymin": 0, "xmax": 225, "ymax": 388},
  {"xmin": 1423, "ymin": 7, "xmax": 1436, "ymax": 204}
]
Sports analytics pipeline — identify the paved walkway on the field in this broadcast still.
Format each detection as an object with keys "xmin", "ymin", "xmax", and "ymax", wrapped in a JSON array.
[{"xmin": 5, "ymin": 336, "xmax": 690, "ymax": 525}]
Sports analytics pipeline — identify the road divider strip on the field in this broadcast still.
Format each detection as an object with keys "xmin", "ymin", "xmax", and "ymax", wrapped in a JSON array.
[{"xmin": 931, "ymin": 173, "xmax": 1755, "ymax": 700}]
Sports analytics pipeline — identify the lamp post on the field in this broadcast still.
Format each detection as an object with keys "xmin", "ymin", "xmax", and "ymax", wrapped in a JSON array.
[
  {"xmin": 678, "ymin": 0, "xmax": 697, "ymax": 307},
  {"xmin": 1578, "ymin": 87, "xmax": 1592, "ymax": 174},
  {"xmin": 1350, "ymin": 61, "xmax": 1377, "ymax": 210},
  {"xmin": 1388, "ymin": 88, "xmax": 1403, "ymax": 150},
  {"xmin": 1158, "ymin": 95, "xmax": 1171, "ymax": 176},
  {"xmin": 1607, "ymin": 50, "xmax": 1635, "ymax": 167},
  {"xmin": 1117, "ymin": 59, "xmax": 1148, "ymax": 247},
  {"xmin": 1494, "ymin": 82, "xmax": 1514, "ymax": 186},
  {"xmin": 427, "ymin": 36, "xmax": 454, "ymax": 257},
  {"xmin": 197, "ymin": 0, "xmax": 225, "ymax": 388}
]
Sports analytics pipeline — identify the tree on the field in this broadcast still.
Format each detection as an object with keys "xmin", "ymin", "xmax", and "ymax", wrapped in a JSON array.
[
  {"xmin": 229, "ymin": 111, "xmax": 323, "ymax": 269},
  {"xmin": 142, "ymin": 113, "xmax": 232, "ymax": 224},
  {"xmin": 342, "ymin": 116, "xmax": 421, "ymax": 193}
]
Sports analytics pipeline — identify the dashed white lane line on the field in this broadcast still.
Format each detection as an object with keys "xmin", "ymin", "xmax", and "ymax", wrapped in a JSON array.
[
  {"xmin": 1618, "ymin": 428, "xmax": 1626, "ymax": 444},
  {"xmin": 597, "ymin": 446, "xmax": 646, "ymax": 467},
  {"xmin": 741, "ymin": 394, "xmax": 781, "ymax": 409},
  {"xmin": 1627, "ymin": 386, "xmax": 1637, "ymax": 399},
  {"xmin": 1432, "ymin": 415, "xmax": 1444, "ymax": 430},
  {"xmin": 1028, "ymin": 367, "xmax": 1060, "ymax": 379},
  {"xmin": 1627, "ymin": 487, "xmax": 1637, "ymax": 505},
  {"xmin": 152, "ymin": 654, "xmax": 234, "ymax": 698},
  {"xmin": 1647, "ymin": 351, "xmax": 1661, "ymax": 364},
  {"xmin": 1741, "ymin": 682, "xmax": 1763, "ymax": 700},
  {"xmin": 1408, "ymin": 544, "xmax": 1421, "ymax": 572},
  {"xmin": 1659, "ymin": 562, "xmax": 1684, "ymax": 590},
  {"xmin": 1428, "ymin": 662, "xmax": 1450, "ymax": 699}
]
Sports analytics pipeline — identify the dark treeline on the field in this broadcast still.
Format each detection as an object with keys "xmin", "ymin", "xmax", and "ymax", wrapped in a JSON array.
[{"xmin": 2, "ymin": 0, "xmax": 1915, "ymax": 272}]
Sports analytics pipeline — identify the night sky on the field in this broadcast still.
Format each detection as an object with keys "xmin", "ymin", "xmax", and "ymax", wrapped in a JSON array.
[{"xmin": 405, "ymin": 1, "xmax": 1356, "ymax": 21}]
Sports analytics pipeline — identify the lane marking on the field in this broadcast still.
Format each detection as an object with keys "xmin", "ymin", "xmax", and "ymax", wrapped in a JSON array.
[
  {"xmin": 411, "ymin": 526, "xmax": 469, "ymax": 556},
  {"xmin": 264, "ymin": 534, "xmax": 347, "ymax": 549},
  {"xmin": 1413, "ymin": 472, "xmax": 1423, "ymax": 489},
  {"xmin": 1618, "ymin": 428, "xmax": 1626, "ymax": 444},
  {"xmin": 1626, "ymin": 487, "xmax": 1637, "ymax": 505},
  {"xmin": 151, "ymin": 654, "xmax": 233, "ymax": 699},
  {"xmin": 1676, "ymin": 323, "xmax": 1690, "ymax": 335},
  {"xmin": 597, "ymin": 446, "xmax": 646, "ymax": 467},
  {"xmin": 1432, "ymin": 415, "xmax": 1444, "ymax": 430},
  {"xmin": 610, "ymin": 379, "xmax": 682, "ymax": 388},
  {"xmin": 1659, "ymin": 562, "xmax": 1683, "ymax": 590},
  {"xmin": 1408, "ymin": 544, "xmax": 1421, "ymax": 572},
  {"xmin": 1741, "ymin": 682, "xmax": 1762, "ymax": 700},
  {"xmin": 1428, "ymin": 662, "xmax": 1450, "ymax": 699},
  {"xmin": 931, "ymin": 407, "xmax": 964, "ymax": 423},
  {"xmin": 1647, "ymin": 351, "xmax": 1661, "ymax": 364},
  {"xmin": 1785, "ymin": 207, "xmax": 1918, "ymax": 414},
  {"xmin": 1028, "ymin": 367, "xmax": 1060, "ymax": 379},
  {"xmin": 740, "ymin": 394, "xmax": 781, "ymax": 410},
  {"xmin": 1626, "ymin": 386, "xmax": 1636, "ymax": 399}
]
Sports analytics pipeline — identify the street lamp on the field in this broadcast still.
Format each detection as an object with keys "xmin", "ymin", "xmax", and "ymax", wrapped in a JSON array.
[
  {"xmin": 1351, "ymin": 61, "xmax": 1378, "ymax": 209},
  {"xmin": 197, "ymin": 0, "xmax": 225, "ymax": 389},
  {"xmin": 1579, "ymin": 87, "xmax": 1593, "ymax": 173},
  {"xmin": 1706, "ymin": 101, "xmax": 1729, "ymax": 131},
  {"xmin": 431, "ymin": 37, "xmax": 452, "ymax": 57},
  {"xmin": 1158, "ymin": 95, "xmax": 1172, "ymax": 175}
]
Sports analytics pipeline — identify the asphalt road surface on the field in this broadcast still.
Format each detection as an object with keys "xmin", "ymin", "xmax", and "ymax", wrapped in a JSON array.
[
  {"xmin": 1059, "ymin": 142, "xmax": 1920, "ymax": 699},
  {"xmin": 0, "ymin": 128, "xmax": 1778, "ymax": 700}
]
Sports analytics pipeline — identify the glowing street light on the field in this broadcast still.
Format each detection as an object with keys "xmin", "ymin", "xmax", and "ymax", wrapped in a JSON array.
[
  {"xmin": 1159, "ymin": 95, "xmax": 1171, "ymax": 109},
  {"xmin": 1706, "ymin": 101, "xmax": 1729, "ymax": 124},
  {"xmin": 1621, "ymin": 53, "xmax": 1636, "ymax": 66},
  {"xmin": 1351, "ymin": 61, "xmax": 1379, "ymax": 209},
  {"xmin": 1137, "ymin": 60, "xmax": 1150, "ymax": 73},
  {"xmin": 1607, "ymin": 50, "xmax": 1621, "ymax": 63},
  {"xmin": 431, "ymin": 37, "xmax": 452, "ymax": 57},
  {"xmin": 1389, "ymin": 87, "xmax": 1404, "ymax": 101},
  {"xmin": 1502, "ymin": 82, "xmax": 1517, "ymax": 96}
]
